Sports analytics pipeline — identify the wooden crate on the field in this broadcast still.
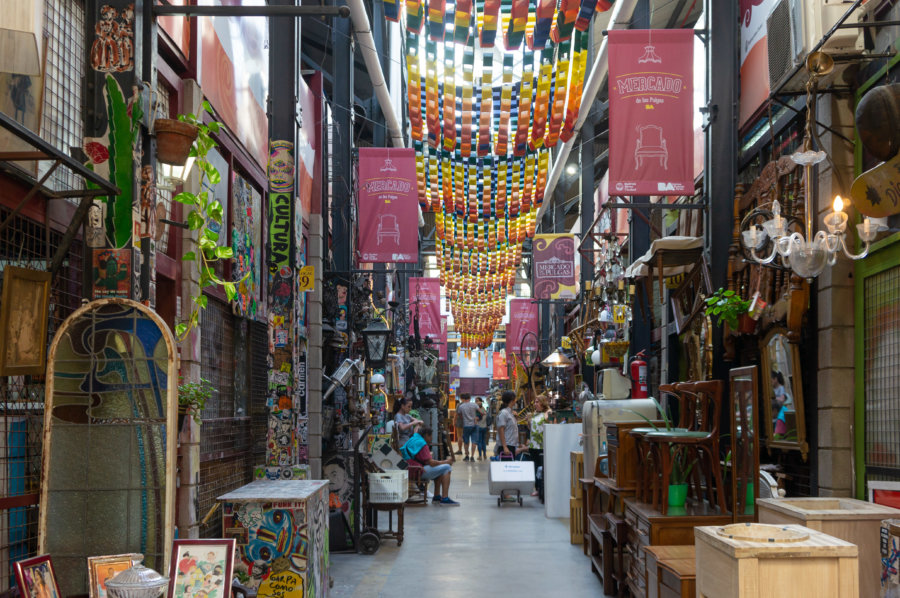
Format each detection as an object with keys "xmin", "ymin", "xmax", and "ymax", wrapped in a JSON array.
[
  {"xmin": 695, "ymin": 523, "xmax": 859, "ymax": 598},
  {"xmin": 570, "ymin": 496, "xmax": 584, "ymax": 544},
  {"xmin": 569, "ymin": 451, "xmax": 584, "ymax": 497},
  {"xmin": 758, "ymin": 497, "xmax": 900, "ymax": 598}
]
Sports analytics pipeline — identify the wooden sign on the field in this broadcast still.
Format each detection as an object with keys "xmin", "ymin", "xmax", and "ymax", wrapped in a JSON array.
[{"xmin": 850, "ymin": 152, "xmax": 900, "ymax": 218}]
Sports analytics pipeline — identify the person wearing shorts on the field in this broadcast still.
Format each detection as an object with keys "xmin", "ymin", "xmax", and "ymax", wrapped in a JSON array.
[
  {"xmin": 403, "ymin": 427, "xmax": 460, "ymax": 506},
  {"xmin": 456, "ymin": 393, "xmax": 479, "ymax": 461}
]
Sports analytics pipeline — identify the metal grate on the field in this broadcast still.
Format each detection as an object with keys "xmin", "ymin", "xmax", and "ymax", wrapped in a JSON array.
[
  {"xmin": 0, "ymin": 208, "xmax": 84, "ymax": 590},
  {"xmin": 249, "ymin": 320, "xmax": 268, "ymax": 464},
  {"xmin": 864, "ymin": 265, "xmax": 900, "ymax": 482},
  {"xmin": 40, "ymin": 0, "xmax": 85, "ymax": 192},
  {"xmin": 198, "ymin": 298, "xmax": 252, "ymax": 537}
]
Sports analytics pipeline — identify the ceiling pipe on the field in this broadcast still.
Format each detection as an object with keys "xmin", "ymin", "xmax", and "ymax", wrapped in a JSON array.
[
  {"xmin": 347, "ymin": 0, "xmax": 406, "ymax": 148},
  {"xmin": 538, "ymin": 0, "xmax": 639, "ymax": 220}
]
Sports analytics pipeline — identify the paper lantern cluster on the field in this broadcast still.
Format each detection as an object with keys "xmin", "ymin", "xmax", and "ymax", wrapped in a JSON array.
[{"xmin": 395, "ymin": 0, "xmax": 612, "ymax": 349}]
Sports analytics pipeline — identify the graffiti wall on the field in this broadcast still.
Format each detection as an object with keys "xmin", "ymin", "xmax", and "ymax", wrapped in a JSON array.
[
  {"xmin": 221, "ymin": 481, "xmax": 328, "ymax": 598},
  {"xmin": 232, "ymin": 173, "xmax": 262, "ymax": 318}
]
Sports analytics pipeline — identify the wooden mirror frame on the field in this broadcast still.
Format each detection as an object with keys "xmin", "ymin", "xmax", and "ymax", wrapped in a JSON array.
[
  {"xmin": 729, "ymin": 366, "xmax": 759, "ymax": 521},
  {"xmin": 759, "ymin": 327, "xmax": 809, "ymax": 461}
]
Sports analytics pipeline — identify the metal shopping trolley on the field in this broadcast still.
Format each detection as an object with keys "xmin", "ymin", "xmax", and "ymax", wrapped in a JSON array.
[{"xmin": 488, "ymin": 455, "xmax": 535, "ymax": 507}]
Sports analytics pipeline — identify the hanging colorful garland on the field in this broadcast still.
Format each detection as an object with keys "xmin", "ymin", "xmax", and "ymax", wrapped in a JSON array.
[{"xmin": 390, "ymin": 0, "xmax": 614, "ymax": 348}]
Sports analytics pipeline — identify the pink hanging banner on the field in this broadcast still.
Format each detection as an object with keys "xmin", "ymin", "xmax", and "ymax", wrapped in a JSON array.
[
  {"xmin": 507, "ymin": 298, "xmax": 538, "ymax": 356},
  {"xmin": 608, "ymin": 29, "xmax": 694, "ymax": 196},
  {"xmin": 409, "ymin": 277, "xmax": 442, "ymax": 344},
  {"xmin": 357, "ymin": 147, "xmax": 419, "ymax": 262}
]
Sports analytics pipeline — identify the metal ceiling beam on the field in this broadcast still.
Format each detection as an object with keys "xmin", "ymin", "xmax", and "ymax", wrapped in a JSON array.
[{"xmin": 153, "ymin": 4, "xmax": 350, "ymax": 18}]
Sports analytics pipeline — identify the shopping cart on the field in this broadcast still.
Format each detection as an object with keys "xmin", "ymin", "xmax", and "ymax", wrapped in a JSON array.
[{"xmin": 488, "ymin": 453, "xmax": 535, "ymax": 507}]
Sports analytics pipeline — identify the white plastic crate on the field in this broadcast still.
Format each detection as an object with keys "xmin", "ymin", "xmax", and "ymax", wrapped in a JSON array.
[{"xmin": 367, "ymin": 470, "xmax": 409, "ymax": 503}]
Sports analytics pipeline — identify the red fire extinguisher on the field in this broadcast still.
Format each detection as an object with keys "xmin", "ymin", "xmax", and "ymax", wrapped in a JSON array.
[{"xmin": 629, "ymin": 351, "xmax": 648, "ymax": 399}]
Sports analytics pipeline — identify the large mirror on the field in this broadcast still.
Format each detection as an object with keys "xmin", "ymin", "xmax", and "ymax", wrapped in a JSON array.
[{"xmin": 760, "ymin": 327, "xmax": 808, "ymax": 460}]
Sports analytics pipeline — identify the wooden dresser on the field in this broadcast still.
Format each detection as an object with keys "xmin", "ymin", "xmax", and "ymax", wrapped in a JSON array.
[{"xmin": 623, "ymin": 500, "xmax": 731, "ymax": 597}]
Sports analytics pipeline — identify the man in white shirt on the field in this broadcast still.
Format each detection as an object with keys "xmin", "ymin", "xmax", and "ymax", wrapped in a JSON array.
[{"xmin": 456, "ymin": 394, "xmax": 479, "ymax": 462}]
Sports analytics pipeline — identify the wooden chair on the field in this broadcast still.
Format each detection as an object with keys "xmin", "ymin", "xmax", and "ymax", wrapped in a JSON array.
[
  {"xmin": 630, "ymin": 383, "xmax": 689, "ymax": 504},
  {"xmin": 643, "ymin": 380, "xmax": 727, "ymax": 514}
]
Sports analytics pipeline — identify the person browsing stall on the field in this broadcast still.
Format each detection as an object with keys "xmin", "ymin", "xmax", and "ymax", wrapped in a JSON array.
[
  {"xmin": 474, "ymin": 397, "xmax": 488, "ymax": 460},
  {"xmin": 401, "ymin": 427, "xmax": 460, "ymax": 506}
]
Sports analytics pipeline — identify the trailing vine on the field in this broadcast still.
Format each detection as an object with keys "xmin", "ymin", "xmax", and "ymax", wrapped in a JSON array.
[{"xmin": 174, "ymin": 101, "xmax": 248, "ymax": 340}]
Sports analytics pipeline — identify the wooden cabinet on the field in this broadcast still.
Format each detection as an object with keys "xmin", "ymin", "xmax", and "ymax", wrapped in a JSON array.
[
  {"xmin": 758, "ymin": 497, "xmax": 900, "ymax": 598},
  {"xmin": 606, "ymin": 421, "xmax": 660, "ymax": 490},
  {"xmin": 644, "ymin": 546, "xmax": 695, "ymax": 598},
  {"xmin": 624, "ymin": 500, "xmax": 731, "ymax": 597},
  {"xmin": 694, "ymin": 523, "xmax": 859, "ymax": 598}
]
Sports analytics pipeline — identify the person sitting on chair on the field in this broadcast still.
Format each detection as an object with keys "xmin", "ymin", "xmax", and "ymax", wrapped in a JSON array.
[{"xmin": 401, "ymin": 427, "xmax": 460, "ymax": 506}]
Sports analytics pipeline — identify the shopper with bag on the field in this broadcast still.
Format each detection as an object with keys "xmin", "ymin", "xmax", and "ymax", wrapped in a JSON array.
[{"xmin": 495, "ymin": 390, "xmax": 526, "ymax": 458}]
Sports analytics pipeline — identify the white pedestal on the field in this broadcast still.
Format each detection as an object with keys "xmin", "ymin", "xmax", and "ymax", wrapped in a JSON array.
[{"xmin": 544, "ymin": 423, "xmax": 582, "ymax": 518}]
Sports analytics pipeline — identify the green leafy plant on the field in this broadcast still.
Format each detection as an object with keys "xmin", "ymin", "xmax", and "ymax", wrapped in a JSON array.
[
  {"xmin": 704, "ymin": 288, "xmax": 751, "ymax": 330},
  {"xmin": 177, "ymin": 377, "xmax": 215, "ymax": 423},
  {"xmin": 670, "ymin": 450, "xmax": 698, "ymax": 486},
  {"xmin": 173, "ymin": 101, "xmax": 248, "ymax": 340}
]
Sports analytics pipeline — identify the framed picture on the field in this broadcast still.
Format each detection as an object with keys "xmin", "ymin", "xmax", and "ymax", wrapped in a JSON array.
[
  {"xmin": 13, "ymin": 555, "xmax": 61, "ymax": 598},
  {"xmin": 168, "ymin": 539, "xmax": 235, "ymax": 598},
  {"xmin": 88, "ymin": 553, "xmax": 142, "ymax": 598},
  {"xmin": 0, "ymin": 266, "xmax": 52, "ymax": 375}
]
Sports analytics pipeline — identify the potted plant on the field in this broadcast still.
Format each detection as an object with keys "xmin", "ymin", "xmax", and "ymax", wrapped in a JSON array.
[
  {"xmin": 704, "ymin": 288, "xmax": 754, "ymax": 333},
  {"xmin": 668, "ymin": 450, "xmax": 697, "ymax": 509},
  {"xmin": 154, "ymin": 117, "xmax": 199, "ymax": 165},
  {"xmin": 177, "ymin": 378, "xmax": 214, "ymax": 425}
]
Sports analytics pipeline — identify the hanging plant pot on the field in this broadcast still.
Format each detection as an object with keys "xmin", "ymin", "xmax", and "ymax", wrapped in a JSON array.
[
  {"xmin": 738, "ymin": 313, "xmax": 757, "ymax": 334},
  {"xmin": 668, "ymin": 483, "xmax": 689, "ymax": 508},
  {"xmin": 154, "ymin": 118, "xmax": 199, "ymax": 165}
]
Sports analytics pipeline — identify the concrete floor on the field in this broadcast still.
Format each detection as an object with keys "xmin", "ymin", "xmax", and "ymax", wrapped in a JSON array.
[{"xmin": 329, "ymin": 458, "xmax": 608, "ymax": 597}]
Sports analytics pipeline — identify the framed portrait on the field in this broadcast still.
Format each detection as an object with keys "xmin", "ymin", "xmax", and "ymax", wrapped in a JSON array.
[
  {"xmin": 0, "ymin": 266, "xmax": 51, "ymax": 375},
  {"xmin": 168, "ymin": 539, "xmax": 235, "ymax": 598},
  {"xmin": 13, "ymin": 555, "xmax": 61, "ymax": 598},
  {"xmin": 88, "ymin": 553, "xmax": 142, "ymax": 598}
]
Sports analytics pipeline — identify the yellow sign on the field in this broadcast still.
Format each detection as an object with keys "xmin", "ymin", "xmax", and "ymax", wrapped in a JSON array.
[
  {"xmin": 613, "ymin": 305, "xmax": 627, "ymax": 324},
  {"xmin": 297, "ymin": 266, "xmax": 314, "ymax": 292},
  {"xmin": 561, "ymin": 336, "xmax": 572, "ymax": 350}
]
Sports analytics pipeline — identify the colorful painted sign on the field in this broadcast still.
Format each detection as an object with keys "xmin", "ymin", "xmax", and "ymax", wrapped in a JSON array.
[
  {"xmin": 608, "ymin": 29, "xmax": 694, "ymax": 196},
  {"xmin": 232, "ymin": 173, "xmax": 261, "ymax": 318},
  {"xmin": 357, "ymin": 148, "xmax": 418, "ymax": 263},
  {"xmin": 297, "ymin": 266, "xmax": 314, "ymax": 293},
  {"xmin": 492, "ymin": 350, "xmax": 509, "ymax": 379},
  {"xmin": 507, "ymin": 298, "xmax": 538, "ymax": 356},
  {"xmin": 533, "ymin": 234, "xmax": 577, "ymax": 299},
  {"xmin": 92, "ymin": 248, "xmax": 131, "ymax": 298},
  {"xmin": 408, "ymin": 277, "xmax": 442, "ymax": 343}
]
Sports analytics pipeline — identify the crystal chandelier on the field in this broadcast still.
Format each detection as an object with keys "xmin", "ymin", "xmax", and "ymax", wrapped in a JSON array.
[{"xmin": 741, "ymin": 52, "xmax": 883, "ymax": 280}]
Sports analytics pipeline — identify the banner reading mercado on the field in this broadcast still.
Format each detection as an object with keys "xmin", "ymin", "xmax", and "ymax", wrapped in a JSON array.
[
  {"xmin": 408, "ymin": 277, "xmax": 442, "ymax": 344},
  {"xmin": 608, "ymin": 29, "xmax": 693, "ymax": 196},
  {"xmin": 357, "ymin": 147, "xmax": 418, "ymax": 263},
  {"xmin": 507, "ymin": 298, "xmax": 538, "ymax": 356},
  {"xmin": 533, "ymin": 234, "xmax": 577, "ymax": 299}
]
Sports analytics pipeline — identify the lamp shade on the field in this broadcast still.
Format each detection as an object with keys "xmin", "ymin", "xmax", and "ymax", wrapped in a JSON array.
[
  {"xmin": 541, "ymin": 347, "xmax": 574, "ymax": 368},
  {"xmin": 362, "ymin": 320, "xmax": 391, "ymax": 368},
  {"xmin": 370, "ymin": 373, "xmax": 386, "ymax": 385},
  {"xmin": 591, "ymin": 349, "xmax": 602, "ymax": 366}
]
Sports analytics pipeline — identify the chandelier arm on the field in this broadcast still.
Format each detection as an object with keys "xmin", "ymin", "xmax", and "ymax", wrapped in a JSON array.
[
  {"xmin": 840, "ymin": 236, "xmax": 871, "ymax": 261},
  {"xmin": 750, "ymin": 244, "xmax": 780, "ymax": 265}
]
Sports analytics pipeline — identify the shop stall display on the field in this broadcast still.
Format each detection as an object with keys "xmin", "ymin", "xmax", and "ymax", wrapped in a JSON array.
[
  {"xmin": 581, "ymin": 398, "xmax": 659, "ymax": 481},
  {"xmin": 694, "ymin": 523, "xmax": 859, "ymax": 598},
  {"xmin": 218, "ymin": 480, "xmax": 330, "ymax": 598},
  {"xmin": 758, "ymin": 496, "xmax": 900, "ymax": 598}
]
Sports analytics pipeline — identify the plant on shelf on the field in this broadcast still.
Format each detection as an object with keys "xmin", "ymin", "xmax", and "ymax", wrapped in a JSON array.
[
  {"xmin": 172, "ymin": 101, "xmax": 248, "ymax": 340},
  {"xmin": 704, "ymin": 288, "xmax": 752, "ymax": 330},
  {"xmin": 177, "ymin": 377, "xmax": 215, "ymax": 424}
]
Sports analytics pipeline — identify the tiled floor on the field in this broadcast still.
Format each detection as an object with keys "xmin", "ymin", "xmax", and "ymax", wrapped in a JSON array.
[{"xmin": 329, "ymin": 458, "xmax": 608, "ymax": 597}]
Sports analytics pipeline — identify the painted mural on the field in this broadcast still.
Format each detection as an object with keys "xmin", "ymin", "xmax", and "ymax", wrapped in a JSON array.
[
  {"xmin": 92, "ymin": 249, "xmax": 131, "ymax": 298},
  {"xmin": 222, "ymin": 486, "xmax": 328, "ymax": 598},
  {"xmin": 90, "ymin": 4, "xmax": 135, "ymax": 73},
  {"xmin": 232, "ymin": 173, "xmax": 261, "ymax": 318}
]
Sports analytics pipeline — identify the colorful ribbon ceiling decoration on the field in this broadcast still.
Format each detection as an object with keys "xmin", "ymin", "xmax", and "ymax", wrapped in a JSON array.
[{"xmin": 393, "ymin": 0, "xmax": 614, "ymax": 349}]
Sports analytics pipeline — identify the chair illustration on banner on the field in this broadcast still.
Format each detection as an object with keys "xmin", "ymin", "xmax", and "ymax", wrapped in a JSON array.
[
  {"xmin": 634, "ymin": 125, "xmax": 668, "ymax": 170},
  {"xmin": 377, "ymin": 214, "xmax": 401, "ymax": 245}
]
